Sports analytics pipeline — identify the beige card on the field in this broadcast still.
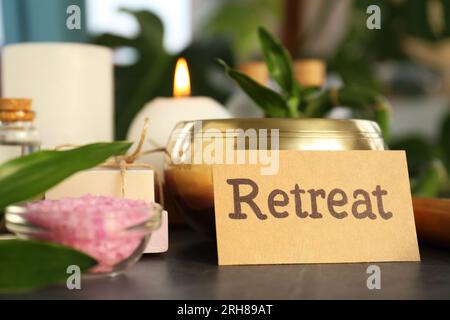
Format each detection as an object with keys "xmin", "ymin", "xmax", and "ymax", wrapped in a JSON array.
[{"xmin": 213, "ymin": 151, "xmax": 420, "ymax": 266}]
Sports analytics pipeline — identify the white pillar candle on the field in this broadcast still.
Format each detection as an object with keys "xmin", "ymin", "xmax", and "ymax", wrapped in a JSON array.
[
  {"xmin": 127, "ymin": 58, "xmax": 231, "ymax": 179},
  {"xmin": 1, "ymin": 43, "xmax": 113, "ymax": 148}
]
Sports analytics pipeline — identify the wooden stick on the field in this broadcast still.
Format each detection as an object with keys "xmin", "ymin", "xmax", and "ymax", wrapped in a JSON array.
[
  {"xmin": 281, "ymin": 0, "xmax": 303, "ymax": 56},
  {"xmin": 413, "ymin": 197, "xmax": 450, "ymax": 248}
]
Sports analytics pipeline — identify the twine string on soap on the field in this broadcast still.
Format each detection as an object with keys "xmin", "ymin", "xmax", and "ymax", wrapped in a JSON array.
[
  {"xmin": 101, "ymin": 118, "xmax": 166, "ymax": 205},
  {"xmin": 54, "ymin": 118, "xmax": 167, "ymax": 206}
]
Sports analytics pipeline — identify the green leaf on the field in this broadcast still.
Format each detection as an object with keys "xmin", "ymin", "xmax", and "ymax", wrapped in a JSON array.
[
  {"xmin": 203, "ymin": 0, "xmax": 281, "ymax": 60},
  {"xmin": 0, "ymin": 142, "xmax": 131, "ymax": 210},
  {"xmin": 93, "ymin": 10, "xmax": 173, "ymax": 140},
  {"xmin": 304, "ymin": 90, "xmax": 333, "ymax": 118},
  {"xmin": 333, "ymin": 86, "xmax": 391, "ymax": 140},
  {"xmin": 94, "ymin": 33, "xmax": 133, "ymax": 48},
  {"xmin": 412, "ymin": 160, "xmax": 447, "ymax": 197},
  {"xmin": 258, "ymin": 27, "xmax": 298, "ymax": 99},
  {"xmin": 303, "ymin": 86, "xmax": 391, "ymax": 140},
  {"xmin": 180, "ymin": 37, "xmax": 235, "ymax": 103},
  {"xmin": 373, "ymin": 100, "xmax": 391, "ymax": 142},
  {"xmin": 218, "ymin": 59, "xmax": 290, "ymax": 117},
  {"xmin": 438, "ymin": 112, "xmax": 450, "ymax": 173},
  {"xmin": 0, "ymin": 240, "xmax": 96, "ymax": 291},
  {"xmin": 389, "ymin": 136, "xmax": 434, "ymax": 177}
]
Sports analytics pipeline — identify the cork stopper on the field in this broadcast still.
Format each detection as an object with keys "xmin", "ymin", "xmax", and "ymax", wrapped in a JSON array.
[
  {"xmin": 238, "ymin": 61, "xmax": 269, "ymax": 86},
  {"xmin": 0, "ymin": 98, "xmax": 35, "ymax": 122},
  {"xmin": 239, "ymin": 59, "xmax": 326, "ymax": 88},
  {"xmin": 293, "ymin": 59, "xmax": 326, "ymax": 87}
]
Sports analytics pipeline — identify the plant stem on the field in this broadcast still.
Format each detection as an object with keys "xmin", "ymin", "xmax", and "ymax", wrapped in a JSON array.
[{"xmin": 287, "ymin": 96, "xmax": 301, "ymax": 117}]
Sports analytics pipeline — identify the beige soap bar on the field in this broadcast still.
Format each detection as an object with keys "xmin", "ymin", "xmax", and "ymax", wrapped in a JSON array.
[{"xmin": 46, "ymin": 168, "xmax": 154, "ymax": 202}]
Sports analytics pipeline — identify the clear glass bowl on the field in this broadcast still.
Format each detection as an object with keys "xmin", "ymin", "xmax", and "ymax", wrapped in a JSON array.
[{"xmin": 5, "ymin": 202, "xmax": 162, "ymax": 277}]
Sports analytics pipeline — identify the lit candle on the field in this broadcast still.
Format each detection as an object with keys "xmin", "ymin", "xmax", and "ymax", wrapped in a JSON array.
[{"xmin": 127, "ymin": 57, "xmax": 231, "ymax": 178}]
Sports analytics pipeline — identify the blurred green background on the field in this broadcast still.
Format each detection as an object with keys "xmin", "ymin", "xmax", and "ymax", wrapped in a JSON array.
[{"xmin": 1, "ymin": 0, "xmax": 450, "ymax": 197}]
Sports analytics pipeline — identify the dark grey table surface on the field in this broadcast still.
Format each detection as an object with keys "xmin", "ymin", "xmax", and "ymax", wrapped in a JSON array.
[{"xmin": 2, "ymin": 227, "xmax": 450, "ymax": 300}]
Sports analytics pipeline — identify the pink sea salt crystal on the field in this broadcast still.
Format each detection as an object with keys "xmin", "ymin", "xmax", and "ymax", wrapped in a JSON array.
[{"xmin": 26, "ymin": 195, "xmax": 155, "ymax": 273}]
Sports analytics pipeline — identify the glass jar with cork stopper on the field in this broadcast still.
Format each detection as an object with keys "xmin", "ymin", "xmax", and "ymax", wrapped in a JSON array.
[{"xmin": 0, "ymin": 98, "xmax": 41, "ymax": 163}]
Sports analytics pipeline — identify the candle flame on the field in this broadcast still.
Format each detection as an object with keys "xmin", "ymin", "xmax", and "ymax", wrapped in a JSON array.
[{"xmin": 173, "ymin": 57, "xmax": 191, "ymax": 97}]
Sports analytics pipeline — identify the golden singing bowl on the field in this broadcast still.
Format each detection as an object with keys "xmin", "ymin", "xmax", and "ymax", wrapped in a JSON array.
[{"xmin": 164, "ymin": 118, "xmax": 386, "ymax": 235}]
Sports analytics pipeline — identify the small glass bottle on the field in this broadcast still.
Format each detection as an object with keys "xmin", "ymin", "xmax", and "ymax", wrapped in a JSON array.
[{"xmin": 0, "ymin": 98, "xmax": 41, "ymax": 164}]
